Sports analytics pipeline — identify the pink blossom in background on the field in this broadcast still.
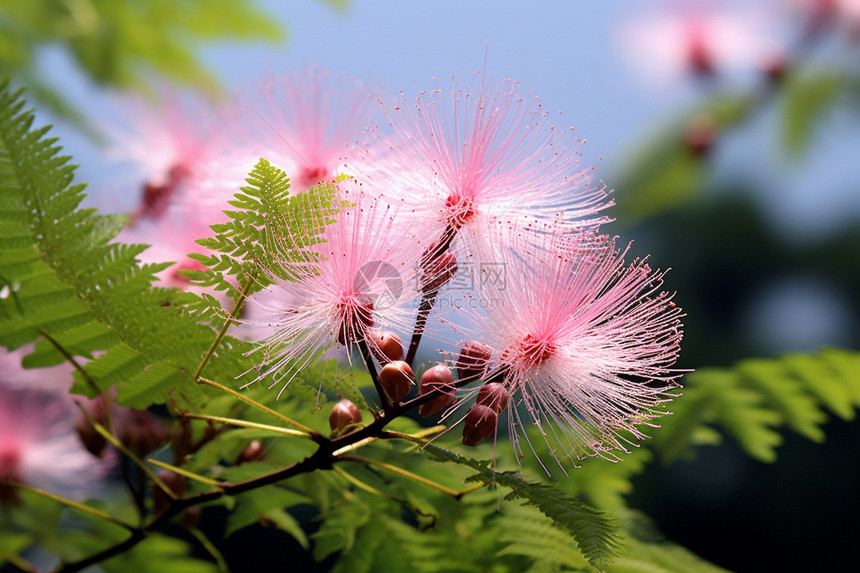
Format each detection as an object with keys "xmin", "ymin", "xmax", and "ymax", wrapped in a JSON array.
[
  {"xmin": 103, "ymin": 90, "xmax": 217, "ymax": 224},
  {"xmin": 346, "ymin": 73, "xmax": 611, "ymax": 259},
  {"xmin": 791, "ymin": 0, "xmax": 860, "ymax": 35},
  {"xmin": 106, "ymin": 90, "xmax": 233, "ymax": 297},
  {"xmin": 616, "ymin": 3, "xmax": 780, "ymax": 84},
  {"xmin": 0, "ymin": 346, "xmax": 74, "ymax": 392},
  {"xmin": 457, "ymin": 228, "xmax": 684, "ymax": 470},
  {"xmin": 191, "ymin": 66, "xmax": 380, "ymax": 214},
  {"xmin": 0, "ymin": 382, "xmax": 112, "ymax": 503},
  {"xmin": 247, "ymin": 179, "xmax": 433, "ymax": 393}
]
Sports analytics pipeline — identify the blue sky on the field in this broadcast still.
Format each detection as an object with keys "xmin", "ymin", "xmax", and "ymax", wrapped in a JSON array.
[{"xmin": 39, "ymin": 0, "xmax": 859, "ymax": 244}]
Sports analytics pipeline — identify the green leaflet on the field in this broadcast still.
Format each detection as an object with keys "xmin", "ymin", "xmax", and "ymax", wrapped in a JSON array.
[
  {"xmin": 188, "ymin": 158, "xmax": 337, "ymax": 303},
  {"xmin": 0, "ymin": 81, "xmax": 212, "ymax": 407},
  {"xmin": 654, "ymin": 348, "xmax": 860, "ymax": 463},
  {"xmin": 418, "ymin": 442, "xmax": 622, "ymax": 570},
  {"xmin": 0, "ymin": 83, "xmax": 310, "ymax": 410},
  {"xmin": 780, "ymin": 69, "xmax": 846, "ymax": 159},
  {"xmin": 0, "ymin": 0, "xmax": 283, "ymax": 126}
]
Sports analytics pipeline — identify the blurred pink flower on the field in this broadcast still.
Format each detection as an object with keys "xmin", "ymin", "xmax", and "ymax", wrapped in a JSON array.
[
  {"xmin": 187, "ymin": 67, "xmax": 380, "ymax": 216},
  {"xmin": 104, "ymin": 90, "xmax": 217, "ymax": 223},
  {"xmin": 247, "ymin": 180, "xmax": 432, "ymax": 393},
  {"xmin": 0, "ymin": 345, "xmax": 74, "ymax": 392},
  {"xmin": 617, "ymin": 4, "xmax": 779, "ymax": 83},
  {"xmin": 457, "ymin": 230, "xmax": 684, "ymax": 469},
  {"xmin": 791, "ymin": 0, "xmax": 860, "ymax": 35},
  {"xmin": 346, "ymin": 73, "xmax": 611, "ymax": 258},
  {"xmin": 0, "ymin": 382, "xmax": 112, "ymax": 503}
]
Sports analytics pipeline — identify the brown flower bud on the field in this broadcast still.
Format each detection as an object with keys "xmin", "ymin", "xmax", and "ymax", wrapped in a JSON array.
[
  {"xmin": 378, "ymin": 360, "xmax": 414, "ymax": 404},
  {"xmin": 476, "ymin": 382, "xmax": 509, "ymax": 413},
  {"xmin": 74, "ymin": 398, "xmax": 108, "ymax": 457},
  {"xmin": 153, "ymin": 471, "xmax": 186, "ymax": 516},
  {"xmin": 122, "ymin": 409, "xmax": 168, "ymax": 458},
  {"xmin": 462, "ymin": 405, "xmax": 498, "ymax": 446},
  {"xmin": 237, "ymin": 440, "xmax": 265, "ymax": 465},
  {"xmin": 683, "ymin": 116, "xmax": 716, "ymax": 158},
  {"xmin": 336, "ymin": 294, "xmax": 375, "ymax": 345},
  {"xmin": 418, "ymin": 364, "xmax": 457, "ymax": 417},
  {"xmin": 329, "ymin": 399, "xmax": 363, "ymax": 433},
  {"xmin": 372, "ymin": 330, "xmax": 403, "ymax": 362},
  {"xmin": 456, "ymin": 341, "xmax": 492, "ymax": 382}
]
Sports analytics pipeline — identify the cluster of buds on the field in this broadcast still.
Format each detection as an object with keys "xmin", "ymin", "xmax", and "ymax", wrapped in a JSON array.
[{"xmin": 75, "ymin": 397, "xmax": 168, "ymax": 459}]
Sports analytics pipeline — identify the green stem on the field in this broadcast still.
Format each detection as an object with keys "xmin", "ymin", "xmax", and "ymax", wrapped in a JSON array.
[
  {"xmin": 189, "ymin": 527, "xmax": 230, "ymax": 573},
  {"xmin": 180, "ymin": 412, "xmax": 313, "ymax": 439},
  {"xmin": 74, "ymin": 402, "xmax": 177, "ymax": 499},
  {"xmin": 3, "ymin": 481, "xmax": 135, "ymax": 531},
  {"xmin": 193, "ymin": 278, "xmax": 253, "ymax": 380},
  {"xmin": 338, "ymin": 455, "xmax": 482, "ymax": 500},
  {"xmin": 195, "ymin": 377, "xmax": 316, "ymax": 435},
  {"xmin": 146, "ymin": 459, "xmax": 223, "ymax": 488}
]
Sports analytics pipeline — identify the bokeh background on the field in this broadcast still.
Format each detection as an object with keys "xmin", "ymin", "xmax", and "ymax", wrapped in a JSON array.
[{"xmin": 4, "ymin": 0, "xmax": 859, "ymax": 571}]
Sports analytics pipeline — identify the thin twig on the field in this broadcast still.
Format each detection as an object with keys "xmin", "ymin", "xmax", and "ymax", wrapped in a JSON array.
[
  {"xmin": 3, "ymin": 481, "xmax": 135, "ymax": 531},
  {"xmin": 146, "ymin": 459, "xmax": 223, "ymax": 488},
  {"xmin": 189, "ymin": 527, "xmax": 230, "ymax": 573},
  {"xmin": 355, "ymin": 337, "xmax": 386, "ymax": 411},
  {"xmin": 338, "ymin": 455, "xmax": 483, "ymax": 500},
  {"xmin": 195, "ymin": 377, "xmax": 316, "ymax": 435},
  {"xmin": 74, "ymin": 402, "xmax": 177, "ymax": 499},
  {"xmin": 193, "ymin": 278, "xmax": 253, "ymax": 381},
  {"xmin": 180, "ymin": 412, "xmax": 312, "ymax": 439}
]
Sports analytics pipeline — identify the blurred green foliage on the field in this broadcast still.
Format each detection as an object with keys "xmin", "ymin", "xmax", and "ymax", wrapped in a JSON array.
[{"xmin": 0, "ymin": 0, "xmax": 283, "ymax": 126}]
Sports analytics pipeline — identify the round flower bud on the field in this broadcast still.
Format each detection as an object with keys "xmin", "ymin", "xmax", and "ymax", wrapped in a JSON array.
[
  {"xmin": 378, "ymin": 360, "xmax": 415, "ymax": 404},
  {"xmin": 336, "ymin": 293, "xmax": 375, "ymax": 345},
  {"xmin": 122, "ymin": 409, "xmax": 169, "ymax": 457},
  {"xmin": 418, "ymin": 364, "xmax": 457, "ymax": 417},
  {"xmin": 237, "ymin": 440, "xmax": 265, "ymax": 465},
  {"xmin": 476, "ymin": 382, "xmax": 510, "ymax": 414},
  {"xmin": 456, "ymin": 341, "xmax": 492, "ymax": 382},
  {"xmin": 74, "ymin": 399, "xmax": 108, "ymax": 457},
  {"xmin": 153, "ymin": 470, "xmax": 186, "ymax": 516},
  {"xmin": 462, "ymin": 404, "xmax": 498, "ymax": 446},
  {"xmin": 683, "ymin": 116, "xmax": 716, "ymax": 158},
  {"xmin": 373, "ymin": 330, "xmax": 403, "ymax": 362},
  {"xmin": 329, "ymin": 399, "xmax": 363, "ymax": 433}
]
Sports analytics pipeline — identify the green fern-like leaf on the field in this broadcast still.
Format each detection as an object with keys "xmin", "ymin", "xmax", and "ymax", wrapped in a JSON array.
[
  {"xmin": 418, "ymin": 443, "xmax": 622, "ymax": 569},
  {"xmin": 655, "ymin": 348, "xmax": 860, "ymax": 462},
  {"xmin": 190, "ymin": 158, "xmax": 336, "ymax": 302},
  {"xmin": 0, "ymin": 80, "xmax": 241, "ymax": 408}
]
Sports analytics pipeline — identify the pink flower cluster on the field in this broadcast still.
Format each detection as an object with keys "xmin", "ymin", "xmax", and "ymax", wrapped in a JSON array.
[
  {"xmin": 106, "ymin": 67, "xmax": 684, "ymax": 468},
  {"xmin": 616, "ymin": 0, "xmax": 860, "ymax": 87},
  {"xmin": 0, "ymin": 349, "xmax": 111, "ymax": 503}
]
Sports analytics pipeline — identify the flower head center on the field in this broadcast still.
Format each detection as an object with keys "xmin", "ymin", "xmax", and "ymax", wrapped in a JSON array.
[
  {"xmin": 335, "ymin": 293, "xmax": 375, "ymax": 345},
  {"xmin": 298, "ymin": 165, "xmax": 328, "ymax": 189},
  {"xmin": 502, "ymin": 333, "xmax": 558, "ymax": 370},
  {"xmin": 444, "ymin": 193, "xmax": 476, "ymax": 229}
]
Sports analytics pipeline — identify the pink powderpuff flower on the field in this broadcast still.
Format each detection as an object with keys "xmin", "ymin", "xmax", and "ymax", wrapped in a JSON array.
[
  {"xmin": 106, "ymin": 89, "xmax": 234, "ymax": 300},
  {"xmin": 186, "ymin": 67, "xmax": 381, "ymax": 220},
  {"xmin": 0, "ymin": 382, "xmax": 113, "ymax": 503},
  {"xmin": 616, "ymin": 2, "xmax": 780, "ymax": 83},
  {"xmin": 246, "ymin": 179, "xmax": 435, "ymax": 394},
  {"xmin": 345, "ymin": 73, "xmax": 612, "ymax": 262},
  {"xmin": 454, "ymin": 228, "xmax": 684, "ymax": 471},
  {"xmin": 103, "ymin": 89, "xmax": 218, "ymax": 224}
]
